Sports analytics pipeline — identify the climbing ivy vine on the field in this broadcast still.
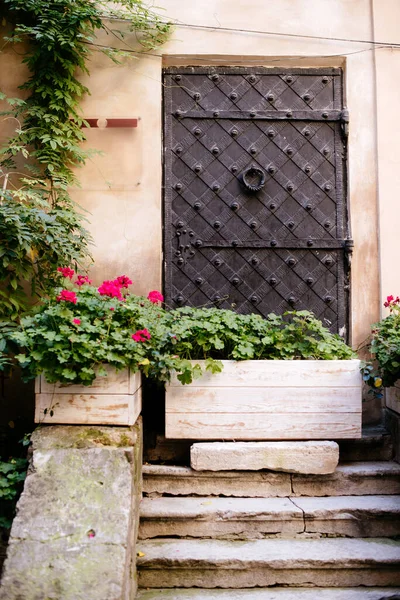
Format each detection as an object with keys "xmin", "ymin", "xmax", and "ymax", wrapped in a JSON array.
[{"xmin": 0, "ymin": 0, "xmax": 171, "ymax": 320}]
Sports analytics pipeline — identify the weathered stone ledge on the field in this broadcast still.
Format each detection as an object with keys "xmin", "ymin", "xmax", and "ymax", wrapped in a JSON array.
[
  {"xmin": 190, "ymin": 441, "xmax": 339, "ymax": 474},
  {"xmin": 0, "ymin": 422, "xmax": 143, "ymax": 600}
]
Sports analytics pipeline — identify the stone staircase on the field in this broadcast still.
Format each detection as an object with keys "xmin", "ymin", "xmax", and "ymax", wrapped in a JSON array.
[{"xmin": 136, "ymin": 428, "xmax": 400, "ymax": 599}]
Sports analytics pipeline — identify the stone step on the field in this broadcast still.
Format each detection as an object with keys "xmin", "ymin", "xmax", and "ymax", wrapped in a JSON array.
[
  {"xmin": 137, "ymin": 588, "xmax": 400, "ymax": 599},
  {"xmin": 339, "ymin": 426, "xmax": 394, "ymax": 462},
  {"xmin": 138, "ymin": 495, "xmax": 400, "ymax": 540},
  {"xmin": 190, "ymin": 441, "xmax": 339, "ymax": 474},
  {"xmin": 137, "ymin": 537, "xmax": 400, "ymax": 588},
  {"xmin": 143, "ymin": 462, "xmax": 400, "ymax": 498}
]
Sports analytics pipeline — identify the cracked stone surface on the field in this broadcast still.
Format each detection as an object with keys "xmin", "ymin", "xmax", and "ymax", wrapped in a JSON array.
[
  {"xmin": 139, "ymin": 494, "xmax": 400, "ymax": 540},
  {"xmin": 143, "ymin": 462, "xmax": 400, "ymax": 498},
  {"xmin": 140, "ymin": 496, "xmax": 303, "ymax": 520},
  {"xmin": 0, "ymin": 423, "xmax": 142, "ymax": 600},
  {"xmin": 137, "ymin": 588, "xmax": 400, "ymax": 599},
  {"xmin": 139, "ymin": 496, "xmax": 305, "ymax": 539}
]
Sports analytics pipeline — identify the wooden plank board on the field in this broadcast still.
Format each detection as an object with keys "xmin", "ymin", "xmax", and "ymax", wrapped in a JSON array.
[
  {"xmin": 165, "ymin": 412, "xmax": 362, "ymax": 440},
  {"xmin": 168, "ymin": 360, "xmax": 362, "ymax": 388},
  {"xmin": 129, "ymin": 370, "xmax": 142, "ymax": 394},
  {"xmin": 386, "ymin": 387, "xmax": 400, "ymax": 415},
  {"xmin": 166, "ymin": 386, "xmax": 361, "ymax": 414},
  {"xmin": 39, "ymin": 366, "xmax": 132, "ymax": 395},
  {"xmin": 35, "ymin": 388, "xmax": 142, "ymax": 426}
]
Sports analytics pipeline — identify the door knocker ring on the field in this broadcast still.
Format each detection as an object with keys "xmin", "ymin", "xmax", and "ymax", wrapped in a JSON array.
[{"xmin": 240, "ymin": 167, "xmax": 266, "ymax": 193}]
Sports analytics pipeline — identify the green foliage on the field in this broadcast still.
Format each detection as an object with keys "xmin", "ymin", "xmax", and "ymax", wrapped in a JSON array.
[
  {"xmin": 157, "ymin": 306, "xmax": 356, "ymax": 363},
  {"xmin": 0, "ymin": 0, "xmax": 172, "ymax": 321},
  {"xmin": 0, "ymin": 192, "xmax": 92, "ymax": 319},
  {"xmin": 1, "ymin": 0, "xmax": 171, "ymax": 186},
  {"xmin": 369, "ymin": 296, "xmax": 400, "ymax": 388},
  {"xmin": 0, "ymin": 321, "xmax": 17, "ymax": 371},
  {"xmin": 9, "ymin": 275, "xmax": 193, "ymax": 386},
  {"xmin": 0, "ymin": 457, "xmax": 28, "ymax": 528},
  {"xmin": 7, "ymin": 277, "xmax": 355, "ymax": 389}
]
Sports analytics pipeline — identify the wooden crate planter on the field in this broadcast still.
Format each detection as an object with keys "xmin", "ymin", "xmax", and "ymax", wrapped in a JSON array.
[
  {"xmin": 165, "ymin": 360, "xmax": 362, "ymax": 440},
  {"xmin": 35, "ymin": 367, "xmax": 142, "ymax": 425},
  {"xmin": 386, "ymin": 385, "xmax": 400, "ymax": 415}
]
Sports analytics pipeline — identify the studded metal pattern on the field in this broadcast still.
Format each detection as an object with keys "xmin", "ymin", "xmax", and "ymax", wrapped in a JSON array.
[{"xmin": 164, "ymin": 67, "xmax": 351, "ymax": 335}]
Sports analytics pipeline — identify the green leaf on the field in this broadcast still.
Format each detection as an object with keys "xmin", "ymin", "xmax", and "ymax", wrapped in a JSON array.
[{"xmin": 61, "ymin": 368, "xmax": 76, "ymax": 380}]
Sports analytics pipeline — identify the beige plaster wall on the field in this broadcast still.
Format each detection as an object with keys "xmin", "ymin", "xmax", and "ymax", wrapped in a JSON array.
[
  {"xmin": 372, "ymin": 0, "xmax": 400, "ymax": 314},
  {"xmin": 372, "ymin": 0, "xmax": 400, "ymax": 415},
  {"xmin": 1, "ymin": 0, "xmax": 382, "ymax": 347}
]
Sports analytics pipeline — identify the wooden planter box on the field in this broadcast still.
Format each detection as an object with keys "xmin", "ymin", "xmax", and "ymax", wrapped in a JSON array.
[
  {"xmin": 386, "ymin": 385, "xmax": 400, "ymax": 415},
  {"xmin": 35, "ymin": 367, "xmax": 142, "ymax": 425},
  {"xmin": 165, "ymin": 360, "xmax": 362, "ymax": 440}
]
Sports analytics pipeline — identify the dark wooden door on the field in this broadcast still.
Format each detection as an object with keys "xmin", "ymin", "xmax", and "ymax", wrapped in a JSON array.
[{"xmin": 163, "ymin": 67, "xmax": 351, "ymax": 335}]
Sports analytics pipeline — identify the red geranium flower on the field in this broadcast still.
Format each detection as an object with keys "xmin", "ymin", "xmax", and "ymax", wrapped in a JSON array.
[
  {"xmin": 56, "ymin": 290, "xmax": 77, "ymax": 304},
  {"xmin": 384, "ymin": 295, "xmax": 400, "ymax": 309},
  {"xmin": 75, "ymin": 275, "xmax": 92, "ymax": 286},
  {"xmin": 73, "ymin": 318, "xmax": 81, "ymax": 325},
  {"xmin": 147, "ymin": 290, "xmax": 164, "ymax": 304},
  {"xmin": 132, "ymin": 329, "xmax": 151, "ymax": 342},
  {"xmin": 98, "ymin": 281, "xmax": 122, "ymax": 300},
  {"xmin": 115, "ymin": 275, "xmax": 132, "ymax": 288},
  {"xmin": 57, "ymin": 266, "xmax": 75, "ymax": 279}
]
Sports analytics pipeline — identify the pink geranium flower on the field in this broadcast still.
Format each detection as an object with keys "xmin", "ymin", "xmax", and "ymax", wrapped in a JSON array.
[
  {"xmin": 115, "ymin": 275, "xmax": 132, "ymax": 288},
  {"xmin": 147, "ymin": 290, "xmax": 164, "ymax": 304},
  {"xmin": 57, "ymin": 266, "xmax": 75, "ymax": 279},
  {"xmin": 384, "ymin": 295, "xmax": 400, "ymax": 309},
  {"xmin": 73, "ymin": 318, "xmax": 81, "ymax": 325},
  {"xmin": 98, "ymin": 281, "xmax": 122, "ymax": 300},
  {"xmin": 75, "ymin": 275, "xmax": 92, "ymax": 286},
  {"xmin": 56, "ymin": 290, "xmax": 77, "ymax": 304},
  {"xmin": 132, "ymin": 329, "xmax": 151, "ymax": 342}
]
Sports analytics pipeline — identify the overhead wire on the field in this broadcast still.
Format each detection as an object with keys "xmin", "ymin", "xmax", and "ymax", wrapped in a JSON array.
[
  {"xmin": 86, "ymin": 40, "xmax": 395, "ymax": 62},
  {"xmin": 162, "ymin": 20, "xmax": 400, "ymax": 49},
  {"xmin": 103, "ymin": 14, "xmax": 400, "ymax": 49}
]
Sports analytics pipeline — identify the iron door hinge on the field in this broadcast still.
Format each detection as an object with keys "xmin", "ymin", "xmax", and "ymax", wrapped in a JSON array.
[{"xmin": 340, "ymin": 108, "xmax": 349, "ymax": 138}]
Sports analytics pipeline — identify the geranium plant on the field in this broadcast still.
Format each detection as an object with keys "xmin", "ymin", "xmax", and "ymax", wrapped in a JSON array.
[
  {"xmin": 9, "ymin": 271, "xmax": 198, "ymax": 386},
  {"xmin": 8, "ymin": 272, "xmax": 356, "ymax": 388},
  {"xmin": 366, "ymin": 295, "xmax": 400, "ymax": 389},
  {"xmin": 158, "ymin": 306, "xmax": 355, "ymax": 363}
]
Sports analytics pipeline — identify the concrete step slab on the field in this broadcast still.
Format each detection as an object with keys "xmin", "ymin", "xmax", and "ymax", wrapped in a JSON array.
[
  {"xmin": 139, "ymin": 495, "xmax": 400, "ymax": 539},
  {"xmin": 137, "ymin": 537, "xmax": 400, "ymax": 589},
  {"xmin": 339, "ymin": 426, "xmax": 394, "ymax": 462},
  {"xmin": 137, "ymin": 588, "xmax": 400, "ymax": 599},
  {"xmin": 295, "ymin": 494, "xmax": 400, "ymax": 537},
  {"xmin": 143, "ymin": 465, "xmax": 292, "ymax": 497},
  {"xmin": 143, "ymin": 462, "xmax": 400, "ymax": 498},
  {"xmin": 190, "ymin": 441, "xmax": 339, "ymax": 474},
  {"xmin": 139, "ymin": 496, "xmax": 304, "ymax": 539},
  {"xmin": 291, "ymin": 462, "xmax": 400, "ymax": 497}
]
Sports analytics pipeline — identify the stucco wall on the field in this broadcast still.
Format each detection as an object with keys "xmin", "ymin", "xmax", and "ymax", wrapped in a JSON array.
[
  {"xmin": 372, "ymin": 0, "xmax": 400, "ymax": 314},
  {"xmin": 1, "ymin": 0, "xmax": 386, "ymax": 348}
]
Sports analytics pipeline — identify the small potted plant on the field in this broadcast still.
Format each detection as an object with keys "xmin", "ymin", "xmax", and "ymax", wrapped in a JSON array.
[
  {"xmin": 365, "ymin": 295, "xmax": 400, "ymax": 413},
  {"xmin": 158, "ymin": 307, "xmax": 362, "ymax": 441},
  {"xmin": 9, "ymin": 269, "xmax": 176, "ymax": 425}
]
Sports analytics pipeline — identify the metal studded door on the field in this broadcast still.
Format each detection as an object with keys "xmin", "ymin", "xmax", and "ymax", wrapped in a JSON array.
[{"xmin": 163, "ymin": 67, "xmax": 351, "ymax": 335}]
